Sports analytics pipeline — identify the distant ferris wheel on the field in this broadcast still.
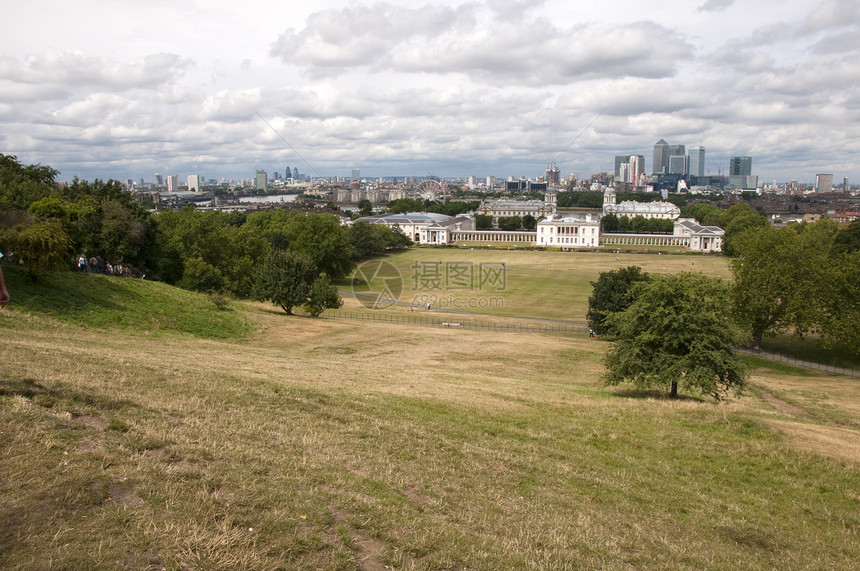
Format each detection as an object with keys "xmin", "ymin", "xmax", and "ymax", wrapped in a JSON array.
[{"xmin": 417, "ymin": 179, "xmax": 446, "ymax": 200}]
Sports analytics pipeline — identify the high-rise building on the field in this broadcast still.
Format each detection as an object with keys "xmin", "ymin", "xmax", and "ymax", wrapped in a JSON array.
[
  {"xmin": 815, "ymin": 174, "xmax": 833, "ymax": 193},
  {"xmin": 730, "ymin": 156, "xmax": 752, "ymax": 176},
  {"xmin": 689, "ymin": 146, "xmax": 705, "ymax": 177},
  {"xmin": 653, "ymin": 139, "xmax": 669, "ymax": 174},
  {"xmin": 615, "ymin": 155, "xmax": 628, "ymax": 179},
  {"xmin": 155, "ymin": 173, "xmax": 163, "ymax": 186},
  {"xmin": 669, "ymin": 155, "xmax": 688, "ymax": 175},
  {"xmin": 486, "ymin": 175, "xmax": 495, "ymax": 189},
  {"xmin": 844, "ymin": 177, "xmax": 850, "ymax": 193},
  {"xmin": 545, "ymin": 163, "xmax": 560, "ymax": 186},
  {"xmin": 188, "ymin": 174, "xmax": 200, "ymax": 192},
  {"xmin": 285, "ymin": 167, "xmax": 292, "ymax": 179},
  {"xmin": 167, "ymin": 175, "xmax": 179, "ymax": 192},
  {"xmin": 255, "ymin": 170, "xmax": 268, "ymax": 192}
]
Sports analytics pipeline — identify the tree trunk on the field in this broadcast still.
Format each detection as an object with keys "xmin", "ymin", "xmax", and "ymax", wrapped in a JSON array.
[{"xmin": 670, "ymin": 381, "xmax": 678, "ymax": 399}]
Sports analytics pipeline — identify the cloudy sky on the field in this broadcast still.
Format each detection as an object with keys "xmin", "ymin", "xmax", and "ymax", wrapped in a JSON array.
[{"xmin": 2, "ymin": 0, "xmax": 858, "ymax": 184}]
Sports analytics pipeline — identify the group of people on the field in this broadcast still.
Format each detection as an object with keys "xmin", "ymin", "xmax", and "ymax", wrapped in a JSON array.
[{"xmin": 76, "ymin": 255, "xmax": 139, "ymax": 278}]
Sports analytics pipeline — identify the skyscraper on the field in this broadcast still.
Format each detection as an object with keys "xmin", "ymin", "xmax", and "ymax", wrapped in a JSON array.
[
  {"xmin": 668, "ymin": 155, "xmax": 688, "ymax": 175},
  {"xmin": 653, "ymin": 139, "xmax": 669, "ymax": 174},
  {"xmin": 730, "ymin": 156, "xmax": 752, "ymax": 176},
  {"xmin": 815, "ymin": 174, "xmax": 833, "ymax": 193},
  {"xmin": 689, "ymin": 146, "xmax": 705, "ymax": 177},
  {"xmin": 187, "ymin": 174, "xmax": 200, "ymax": 192},
  {"xmin": 167, "ymin": 175, "xmax": 179, "ymax": 192},
  {"xmin": 255, "ymin": 170, "xmax": 268, "ymax": 192},
  {"xmin": 286, "ymin": 167, "xmax": 292, "ymax": 179}
]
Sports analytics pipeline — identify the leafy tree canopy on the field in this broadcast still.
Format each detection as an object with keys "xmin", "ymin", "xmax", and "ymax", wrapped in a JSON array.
[
  {"xmin": 603, "ymin": 273, "xmax": 747, "ymax": 401},
  {"xmin": 586, "ymin": 265, "xmax": 650, "ymax": 336}
]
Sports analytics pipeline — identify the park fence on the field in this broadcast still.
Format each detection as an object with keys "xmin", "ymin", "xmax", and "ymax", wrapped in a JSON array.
[
  {"xmin": 736, "ymin": 347, "xmax": 860, "ymax": 378},
  {"xmin": 321, "ymin": 310, "xmax": 589, "ymax": 335}
]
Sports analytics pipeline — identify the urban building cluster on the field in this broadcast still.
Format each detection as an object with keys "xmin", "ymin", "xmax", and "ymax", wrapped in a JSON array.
[{"xmin": 354, "ymin": 189, "xmax": 724, "ymax": 253}]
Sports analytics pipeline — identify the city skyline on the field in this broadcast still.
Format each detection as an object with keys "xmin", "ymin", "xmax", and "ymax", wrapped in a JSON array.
[{"xmin": 2, "ymin": 1, "xmax": 859, "ymax": 184}]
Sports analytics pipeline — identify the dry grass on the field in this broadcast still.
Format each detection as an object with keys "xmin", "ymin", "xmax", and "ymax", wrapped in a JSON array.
[{"xmin": 1, "ymin": 291, "xmax": 859, "ymax": 570}]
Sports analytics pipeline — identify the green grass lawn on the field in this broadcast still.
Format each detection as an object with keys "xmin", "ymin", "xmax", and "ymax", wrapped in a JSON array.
[
  {"xmin": 346, "ymin": 248, "xmax": 731, "ymax": 322},
  {"xmin": 1, "ymin": 264, "xmax": 253, "ymax": 339}
]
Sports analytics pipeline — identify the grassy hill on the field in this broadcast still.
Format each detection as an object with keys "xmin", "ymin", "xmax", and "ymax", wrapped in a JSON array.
[
  {"xmin": 1, "ymin": 264, "xmax": 253, "ymax": 339},
  {"xmin": 1, "ymin": 256, "xmax": 859, "ymax": 569}
]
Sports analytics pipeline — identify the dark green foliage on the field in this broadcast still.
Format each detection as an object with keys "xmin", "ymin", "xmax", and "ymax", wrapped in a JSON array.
[
  {"xmin": 586, "ymin": 266, "xmax": 650, "ymax": 336},
  {"xmin": 731, "ymin": 220, "xmax": 838, "ymax": 348},
  {"xmin": 350, "ymin": 222, "xmax": 411, "ymax": 258},
  {"xmin": 12, "ymin": 220, "xmax": 74, "ymax": 279},
  {"xmin": 476, "ymin": 214, "xmax": 493, "ymax": 230},
  {"xmin": 680, "ymin": 203, "xmax": 725, "ymax": 227},
  {"xmin": 830, "ymin": 220, "xmax": 860, "ymax": 255},
  {"xmin": 522, "ymin": 214, "xmax": 537, "ymax": 231},
  {"xmin": 303, "ymin": 274, "xmax": 343, "ymax": 317},
  {"xmin": 357, "ymin": 199, "xmax": 373, "ymax": 217},
  {"xmin": 603, "ymin": 273, "xmax": 747, "ymax": 400},
  {"xmin": 498, "ymin": 216, "xmax": 522, "ymax": 231},
  {"xmin": 252, "ymin": 250, "xmax": 318, "ymax": 315},
  {"xmin": 721, "ymin": 204, "xmax": 768, "ymax": 256},
  {"xmin": 387, "ymin": 198, "xmax": 424, "ymax": 214}
]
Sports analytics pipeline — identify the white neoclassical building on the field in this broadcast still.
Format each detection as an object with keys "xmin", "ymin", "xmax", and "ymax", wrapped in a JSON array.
[
  {"xmin": 673, "ymin": 218, "xmax": 725, "ymax": 253},
  {"xmin": 536, "ymin": 213, "xmax": 601, "ymax": 249},
  {"xmin": 602, "ymin": 187, "xmax": 681, "ymax": 220},
  {"xmin": 353, "ymin": 212, "xmax": 475, "ymax": 245}
]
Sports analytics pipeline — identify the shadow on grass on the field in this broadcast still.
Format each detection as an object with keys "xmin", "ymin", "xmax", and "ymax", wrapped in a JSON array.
[
  {"xmin": 607, "ymin": 387, "xmax": 706, "ymax": 403},
  {"xmin": 0, "ymin": 377, "xmax": 140, "ymax": 412}
]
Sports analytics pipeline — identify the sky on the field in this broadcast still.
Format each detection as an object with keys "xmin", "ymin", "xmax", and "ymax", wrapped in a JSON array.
[{"xmin": 1, "ymin": 0, "xmax": 859, "ymax": 184}]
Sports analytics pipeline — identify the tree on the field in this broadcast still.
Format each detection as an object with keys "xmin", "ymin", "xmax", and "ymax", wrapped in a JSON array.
[
  {"xmin": 586, "ymin": 266, "xmax": 650, "ymax": 336},
  {"xmin": 721, "ymin": 204, "xmax": 768, "ymax": 256},
  {"xmin": 252, "ymin": 250, "xmax": 318, "ymax": 315},
  {"xmin": 12, "ymin": 220, "xmax": 74, "ymax": 279},
  {"xmin": 303, "ymin": 274, "xmax": 343, "ymax": 317},
  {"xmin": 498, "ymin": 216, "xmax": 522, "ymax": 231},
  {"xmin": 349, "ymin": 221, "xmax": 387, "ymax": 259},
  {"xmin": 830, "ymin": 220, "xmax": 860, "ymax": 255},
  {"xmin": 476, "ymin": 214, "xmax": 493, "ymax": 230},
  {"xmin": 357, "ymin": 199, "xmax": 373, "ymax": 217},
  {"xmin": 818, "ymin": 251, "xmax": 860, "ymax": 355},
  {"xmin": 603, "ymin": 273, "xmax": 747, "ymax": 400},
  {"xmin": 600, "ymin": 213, "xmax": 619, "ymax": 233},
  {"xmin": 522, "ymin": 214, "xmax": 537, "ymax": 231},
  {"xmin": 731, "ymin": 220, "xmax": 837, "ymax": 348}
]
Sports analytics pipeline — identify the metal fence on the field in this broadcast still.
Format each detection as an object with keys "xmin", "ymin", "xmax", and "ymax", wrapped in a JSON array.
[
  {"xmin": 318, "ymin": 311, "xmax": 858, "ymax": 377},
  {"xmin": 736, "ymin": 347, "xmax": 860, "ymax": 377},
  {"xmin": 321, "ymin": 310, "xmax": 588, "ymax": 335}
]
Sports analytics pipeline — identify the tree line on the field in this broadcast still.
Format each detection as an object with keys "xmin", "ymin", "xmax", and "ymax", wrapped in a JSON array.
[
  {"xmin": 0, "ymin": 154, "xmax": 410, "ymax": 315},
  {"xmin": 588, "ymin": 216, "xmax": 860, "ymax": 399}
]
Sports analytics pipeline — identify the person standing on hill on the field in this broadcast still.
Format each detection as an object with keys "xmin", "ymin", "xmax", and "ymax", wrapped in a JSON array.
[{"xmin": 0, "ymin": 265, "xmax": 9, "ymax": 308}]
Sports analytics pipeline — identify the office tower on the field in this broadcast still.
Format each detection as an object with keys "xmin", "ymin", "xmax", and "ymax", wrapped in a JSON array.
[
  {"xmin": 486, "ymin": 175, "xmax": 495, "ymax": 189},
  {"xmin": 167, "ymin": 175, "xmax": 179, "ymax": 192},
  {"xmin": 285, "ymin": 167, "xmax": 292, "ymax": 179},
  {"xmin": 155, "ymin": 173, "xmax": 163, "ymax": 186},
  {"xmin": 844, "ymin": 177, "xmax": 850, "ymax": 193},
  {"xmin": 815, "ymin": 174, "xmax": 833, "ymax": 193},
  {"xmin": 139, "ymin": 178, "xmax": 145, "ymax": 187},
  {"xmin": 653, "ymin": 139, "xmax": 669, "ymax": 174},
  {"xmin": 730, "ymin": 156, "xmax": 752, "ymax": 176},
  {"xmin": 188, "ymin": 175, "xmax": 200, "ymax": 192},
  {"xmin": 255, "ymin": 170, "xmax": 268, "ymax": 192},
  {"xmin": 669, "ymin": 154, "xmax": 689, "ymax": 175},
  {"xmin": 615, "ymin": 155, "xmax": 628, "ymax": 179},
  {"xmin": 689, "ymin": 146, "xmax": 705, "ymax": 177}
]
